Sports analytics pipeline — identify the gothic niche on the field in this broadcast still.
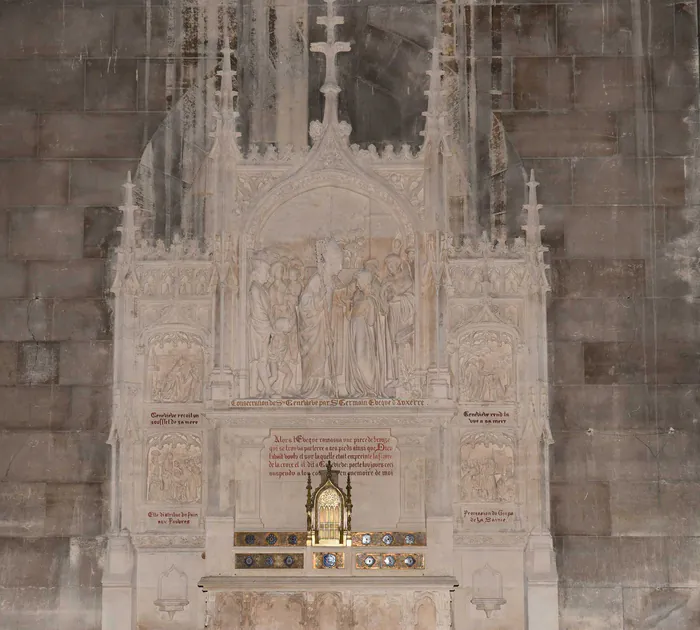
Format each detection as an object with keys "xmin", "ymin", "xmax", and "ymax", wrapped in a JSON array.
[
  {"xmin": 147, "ymin": 332, "xmax": 204, "ymax": 403},
  {"xmin": 247, "ymin": 187, "xmax": 416, "ymax": 400},
  {"xmin": 471, "ymin": 565, "xmax": 506, "ymax": 618},
  {"xmin": 253, "ymin": 595, "xmax": 304, "ymax": 629},
  {"xmin": 315, "ymin": 593, "xmax": 345, "ymax": 630},
  {"xmin": 457, "ymin": 329, "xmax": 515, "ymax": 403},
  {"xmin": 415, "ymin": 597, "xmax": 438, "ymax": 630},
  {"xmin": 459, "ymin": 434, "xmax": 515, "ymax": 504},
  {"xmin": 154, "ymin": 565, "xmax": 189, "ymax": 620},
  {"xmin": 356, "ymin": 595, "xmax": 403, "ymax": 630},
  {"xmin": 146, "ymin": 433, "xmax": 203, "ymax": 504}
]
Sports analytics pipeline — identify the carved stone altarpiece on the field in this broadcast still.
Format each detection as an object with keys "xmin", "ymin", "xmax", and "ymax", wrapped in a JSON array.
[{"xmin": 102, "ymin": 2, "xmax": 558, "ymax": 629}]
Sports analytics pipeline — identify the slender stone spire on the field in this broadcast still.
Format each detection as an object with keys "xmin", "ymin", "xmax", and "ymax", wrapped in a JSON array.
[
  {"xmin": 206, "ymin": 21, "xmax": 243, "ymax": 235},
  {"xmin": 421, "ymin": 43, "xmax": 453, "ymax": 233},
  {"xmin": 523, "ymin": 169, "xmax": 544, "ymax": 248},
  {"xmin": 216, "ymin": 20, "xmax": 240, "ymax": 135},
  {"xmin": 422, "ymin": 41, "xmax": 446, "ymax": 149},
  {"xmin": 421, "ymin": 41, "xmax": 453, "ymax": 162},
  {"xmin": 119, "ymin": 171, "xmax": 137, "ymax": 249},
  {"xmin": 310, "ymin": 0, "xmax": 351, "ymax": 126}
]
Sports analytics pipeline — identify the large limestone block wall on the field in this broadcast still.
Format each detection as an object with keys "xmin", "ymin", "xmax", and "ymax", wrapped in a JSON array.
[
  {"xmin": 492, "ymin": 2, "xmax": 700, "ymax": 628},
  {"xmin": 0, "ymin": 0, "xmax": 169, "ymax": 627},
  {"xmin": 0, "ymin": 0, "xmax": 698, "ymax": 629}
]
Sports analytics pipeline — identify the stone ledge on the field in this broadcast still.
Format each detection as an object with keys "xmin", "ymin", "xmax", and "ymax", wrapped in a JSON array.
[{"xmin": 198, "ymin": 574, "xmax": 459, "ymax": 592}]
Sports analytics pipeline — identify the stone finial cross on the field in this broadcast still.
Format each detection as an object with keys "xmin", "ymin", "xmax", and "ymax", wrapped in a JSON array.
[{"xmin": 310, "ymin": 0, "xmax": 351, "ymax": 122}]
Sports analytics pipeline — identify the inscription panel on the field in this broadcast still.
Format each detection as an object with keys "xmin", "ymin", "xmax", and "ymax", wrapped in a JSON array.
[
  {"xmin": 149, "ymin": 411, "xmax": 203, "ymax": 427},
  {"xmin": 145, "ymin": 508, "xmax": 201, "ymax": 530},
  {"xmin": 259, "ymin": 429, "xmax": 401, "ymax": 531},
  {"xmin": 263, "ymin": 429, "xmax": 397, "ymax": 480}
]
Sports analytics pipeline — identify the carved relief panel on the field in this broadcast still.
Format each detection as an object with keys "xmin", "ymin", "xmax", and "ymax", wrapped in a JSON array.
[
  {"xmin": 146, "ymin": 433, "xmax": 203, "ymax": 504},
  {"xmin": 147, "ymin": 332, "xmax": 205, "ymax": 403},
  {"xmin": 457, "ymin": 329, "xmax": 515, "ymax": 403},
  {"xmin": 244, "ymin": 186, "xmax": 419, "ymax": 399},
  {"xmin": 459, "ymin": 435, "xmax": 515, "ymax": 504}
]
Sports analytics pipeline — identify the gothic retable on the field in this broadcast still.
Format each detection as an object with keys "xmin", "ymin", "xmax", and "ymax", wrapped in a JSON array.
[{"xmin": 102, "ymin": 1, "xmax": 558, "ymax": 628}]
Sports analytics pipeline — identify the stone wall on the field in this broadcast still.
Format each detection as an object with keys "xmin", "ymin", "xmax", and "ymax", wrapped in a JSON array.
[
  {"xmin": 501, "ymin": 2, "xmax": 700, "ymax": 627},
  {"xmin": 0, "ymin": 0, "xmax": 698, "ymax": 629},
  {"xmin": 0, "ymin": 0, "xmax": 167, "ymax": 627},
  {"xmin": 460, "ymin": 2, "xmax": 700, "ymax": 625}
]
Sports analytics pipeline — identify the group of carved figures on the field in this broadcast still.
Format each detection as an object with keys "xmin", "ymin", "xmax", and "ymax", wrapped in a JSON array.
[
  {"xmin": 147, "ymin": 437, "xmax": 203, "ymax": 504},
  {"xmin": 458, "ymin": 331, "xmax": 514, "ymax": 403},
  {"xmin": 152, "ymin": 353, "xmax": 204, "ymax": 404},
  {"xmin": 460, "ymin": 442, "xmax": 515, "ymax": 504},
  {"xmin": 248, "ymin": 238, "xmax": 416, "ymax": 399}
]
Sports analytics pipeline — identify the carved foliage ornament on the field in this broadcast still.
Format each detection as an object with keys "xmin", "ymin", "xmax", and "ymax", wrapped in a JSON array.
[
  {"xmin": 449, "ymin": 298, "xmax": 520, "ymax": 333},
  {"xmin": 140, "ymin": 303, "xmax": 211, "ymax": 332},
  {"xmin": 138, "ymin": 265, "xmax": 217, "ymax": 297},
  {"xmin": 237, "ymin": 171, "xmax": 288, "ymax": 213},
  {"xmin": 375, "ymin": 170, "xmax": 425, "ymax": 209}
]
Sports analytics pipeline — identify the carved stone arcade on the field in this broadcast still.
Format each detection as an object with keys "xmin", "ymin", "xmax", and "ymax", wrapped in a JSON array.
[{"xmin": 102, "ymin": 2, "xmax": 559, "ymax": 628}]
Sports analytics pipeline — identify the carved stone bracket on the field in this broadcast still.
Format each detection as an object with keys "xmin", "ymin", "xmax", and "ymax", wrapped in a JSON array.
[{"xmin": 154, "ymin": 565, "xmax": 190, "ymax": 620}]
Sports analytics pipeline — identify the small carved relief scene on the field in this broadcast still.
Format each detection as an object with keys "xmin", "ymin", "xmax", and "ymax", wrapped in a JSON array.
[
  {"xmin": 148, "ymin": 333, "xmax": 204, "ymax": 403},
  {"xmin": 460, "ymin": 438, "xmax": 515, "ymax": 503},
  {"xmin": 458, "ymin": 330, "xmax": 514, "ymax": 402},
  {"xmin": 247, "ymin": 187, "xmax": 416, "ymax": 399},
  {"xmin": 147, "ymin": 433, "xmax": 202, "ymax": 504}
]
